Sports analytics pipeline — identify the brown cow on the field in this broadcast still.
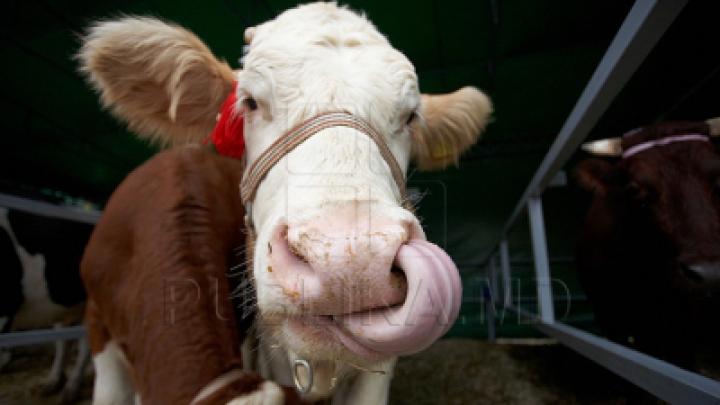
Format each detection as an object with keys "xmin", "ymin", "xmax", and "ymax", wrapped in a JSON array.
[
  {"xmin": 576, "ymin": 118, "xmax": 720, "ymax": 370},
  {"xmin": 81, "ymin": 147, "xmax": 301, "ymax": 405}
]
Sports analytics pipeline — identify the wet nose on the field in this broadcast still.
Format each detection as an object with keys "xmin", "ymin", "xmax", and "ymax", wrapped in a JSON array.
[{"xmin": 267, "ymin": 204, "xmax": 416, "ymax": 314}]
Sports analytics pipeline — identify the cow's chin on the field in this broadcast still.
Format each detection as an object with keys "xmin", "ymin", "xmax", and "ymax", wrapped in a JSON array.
[{"xmin": 260, "ymin": 313, "xmax": 391, "ymax": 367}]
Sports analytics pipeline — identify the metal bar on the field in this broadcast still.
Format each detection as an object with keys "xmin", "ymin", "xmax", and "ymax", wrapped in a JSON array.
[
  {"xmin": 463, "ymin": 295, "xmax": 587, "ymax": 304},
  {"xmin": 0, "ymin": 326, "xmax": 87, "ymax": 348},
  {"xmin": 535, "ymin": 322, "xmax": 720, "ymax": 405},
  {"xmin": 0, "ymin": 193, "xmax": 101, "ymax": 224},
  {"xmin": 489, "ymin": 256, "xmax": 499, "ymax": 300},
  {"xmin": 485, "ymin": 294, "xmax": 496, "ymax": 342},
  {"xmin": 500, "ymin": 239, "xmax": 512, "ymax": 307},
  {"xmin": 459, "ymin": 257, "xmax": 575, "ymax": 268},
  {"xmin": 476, "ymin": 3, "xmax": 706, "ymax": 402},
  {"xmin": 481, "ymin": 264, "xmax": 497, "ymax": 342},
  {"xmin": 482, "ymin": 0, "xmax": 688, "ymax": 264},
  {"xmin": 527, "ymin": 197, "xmax": 555, "ymax": 323},
  {"xmin": 507, "ymin": 258, "xmax": 575, "ymax": 266}
]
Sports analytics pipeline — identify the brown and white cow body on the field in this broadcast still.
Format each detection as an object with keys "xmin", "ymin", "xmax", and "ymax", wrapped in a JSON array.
[
  {"xmin": 576, "ymin": 119, "xmax": 720, "ymax": 370},
  {"xmin": 81, "ymin": 147, "xmax": 304, "ymax": 405},
  {"xmin": 79, "ymin": 3, "xmax": 492, "ymax": 404}
]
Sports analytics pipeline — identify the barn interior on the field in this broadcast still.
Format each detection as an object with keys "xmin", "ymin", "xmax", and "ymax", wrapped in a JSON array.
[{"xmin": 1, "ymin": 0, "xmax": 719, "ymax": 403}]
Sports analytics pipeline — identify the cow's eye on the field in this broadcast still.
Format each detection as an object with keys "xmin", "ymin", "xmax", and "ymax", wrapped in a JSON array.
[
  {"xmin": 626, "ymin": 182, "xmax": 652, "ymax": 204},
  {"xmin": 405, "ymin": 111, "xmax": 416, "ymax": 126},
  {"xmin": 244, "ymin": 97, "xmax": 258, "ymax": 111}
]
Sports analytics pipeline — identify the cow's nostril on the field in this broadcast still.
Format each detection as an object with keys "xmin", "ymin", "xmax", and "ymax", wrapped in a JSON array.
[
  {"xmin": 290, "ymin": 243, "xmax": 309, "ymax": 263},
  {"xmin": 390, "ymin": 265, "xmax": 408, "ymax": 297},
  {"xmin": 281, "ymin": 225, "xmax": 309, "ymax": 263},
  {"xmin": 391, "ymin": 264, "xmax": 407, "ymax": 281}
]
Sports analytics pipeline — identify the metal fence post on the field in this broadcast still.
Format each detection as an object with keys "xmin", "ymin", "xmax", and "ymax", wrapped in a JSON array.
[
  {"xmin": 489, "ymin": 256, "xmax": 498, "ymax": 303},
  {"xmin": 500, "ymin": 239, "xmax": 512, "ymax": 308},
  {"xmin": 527, "ymin": 196, "xmax": 555, "ymax": 324},
  {"xmin": 479, "ymin": 262, "xmax": 494, "ymax": 341}
]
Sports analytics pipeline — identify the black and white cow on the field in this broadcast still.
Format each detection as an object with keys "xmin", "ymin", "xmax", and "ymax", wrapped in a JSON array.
[{"xmin": 0, "ymin": 207, "xmax": 94, "ymax": 403}]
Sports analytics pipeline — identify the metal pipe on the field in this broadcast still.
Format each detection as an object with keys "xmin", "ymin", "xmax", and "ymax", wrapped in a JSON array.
[
  {"xmin": 527, "ymin": 197, "xmax": 555, "ymax": 324},
  {"xmin": 480, "ymin": 0, "xmax": 688, "ymax": 266},
  {"xmin": 0, "ymin": 326, "xmax": 87, "ymax": 348},
  {"xmin": 0, "ymin": 193, "xmax": 100, "ymax": 224},
  {"xmin": 500, "ymin": 239, "xmax": 512, "ymax": 308}
]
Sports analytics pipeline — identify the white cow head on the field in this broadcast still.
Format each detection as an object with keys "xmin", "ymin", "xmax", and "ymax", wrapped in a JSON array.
[{"xmin": 79, "ymin": 2, "xmax": 491, "ymax": 400}]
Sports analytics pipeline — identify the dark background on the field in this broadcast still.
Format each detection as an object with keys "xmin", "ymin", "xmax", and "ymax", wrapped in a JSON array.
[{"xmin": 1, "ymin": 0, "xmax": 717, "ymax": 337}]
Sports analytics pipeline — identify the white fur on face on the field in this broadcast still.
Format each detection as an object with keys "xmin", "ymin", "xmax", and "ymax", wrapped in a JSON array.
[
  {"xmin": 239, "ymin": 3, "xmax": 419, "ymax": 206},
  {"xmin": 239, "ymin": 5, "xmax": 422, "ymax": 339}
]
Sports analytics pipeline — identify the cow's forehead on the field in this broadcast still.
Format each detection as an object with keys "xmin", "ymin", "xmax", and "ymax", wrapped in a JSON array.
[
  {"xmin": 621, "ymin": 144, "xmax": 717, "ymax": 181},
  {"xmin": 248, "ymin": 3, "xmax": 389, "ymax": 49},
  {"xmin": 240, "ymin": 3, "xmax": 419, "ymax": 120}
]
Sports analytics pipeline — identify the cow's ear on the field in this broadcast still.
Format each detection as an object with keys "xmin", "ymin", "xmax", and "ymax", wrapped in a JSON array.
[
  {"xmin": 575, "ymin": 158, "xmax": 625, "ymax": 195},
  {"xmin": 77, "ymin": 17, "xmax": 236, "ymax": 147},
  {"xmin": 410, "ymin": 87, "xmax": 492, "ymax": 170}
]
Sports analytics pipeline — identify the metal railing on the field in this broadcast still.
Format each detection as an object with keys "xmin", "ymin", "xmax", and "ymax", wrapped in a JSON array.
[
  {"xmin": 478, "ymin": 0, "xmax": 720, "ymax": 403},
  {"xmin": 0, "ymin": 326, "xmax": 87, "ymax": 348},
  {"xmin": 1, "ymin": 193, "xmax": 99, "ymax": 347}
]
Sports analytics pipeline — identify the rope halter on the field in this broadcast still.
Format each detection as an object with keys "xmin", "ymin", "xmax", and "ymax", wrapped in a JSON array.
[
  {"xmin": 621, "ymin": 134, "xmax": 710, "ymax": 158},
  {"xmin": 239, "ymin": 112, "xmax": 408, "ymax": 229}
]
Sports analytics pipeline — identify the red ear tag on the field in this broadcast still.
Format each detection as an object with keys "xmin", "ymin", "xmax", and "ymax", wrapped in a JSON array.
[{"xmin": 204, "ymin": 81, "xmax": 245, "ymax": 159}]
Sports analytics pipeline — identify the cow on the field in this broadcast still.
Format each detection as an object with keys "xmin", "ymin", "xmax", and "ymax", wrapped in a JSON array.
[
  {"xmin": 78, "ymin": 3, "xmax": 492, "ymax": 404},
  {"xmin": 80, "ymin": 146, "xmax": 304, "ymax": 405},
  {"xmin": 0, "ymin": 207, "xmax": 93, "ymax": 403},
  {"xmin": 575, "ymin": 118, "xmax": 720, "ymax": 371}
]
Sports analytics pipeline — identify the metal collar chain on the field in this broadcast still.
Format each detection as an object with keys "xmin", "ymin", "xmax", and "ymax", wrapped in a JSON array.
[
  {"xmin": 293, "ymin": 359, "xmax": 314, "ymax": 394},
  {"xmin": 239, "ymin": 112, "xmax": 407, "ymax": 206}
]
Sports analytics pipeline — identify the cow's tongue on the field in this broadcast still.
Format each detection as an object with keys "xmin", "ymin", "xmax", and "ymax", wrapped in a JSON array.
[{"xmin": 332, "ymin": 240, "xmax": 462, "ymax": 357}]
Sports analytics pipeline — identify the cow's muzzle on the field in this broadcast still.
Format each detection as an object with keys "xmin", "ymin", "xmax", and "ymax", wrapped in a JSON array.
[
  {"xmin": 335, "ymin": 240, "xmax": 462, "ymax": 357},
  {"xmin": 268, "ymin": 222, "xmax": 462, "ymax": 359}
]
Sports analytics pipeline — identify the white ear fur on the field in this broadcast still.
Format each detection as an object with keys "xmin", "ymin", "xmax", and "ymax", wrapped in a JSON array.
[
  {"xmin": 411, "ymin": 87, "xmax": 492, "ymax": 170},
  {"xmin": 244, "ymin": 27, "xmax": 257, "ymax": 45},
  {"xmin": 78, "ymin": 16, "xmax": 236, "ymax": 147}
]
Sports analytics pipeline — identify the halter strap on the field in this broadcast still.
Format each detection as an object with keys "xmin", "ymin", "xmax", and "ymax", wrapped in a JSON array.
[
  {"xmin": 239, "ymin": 112, "xmax": 407, "ymax": 204},
  {"xmin": 190, "ymin": 368, "xmax": 246, "ymax": 405},
  {"xmin": 622, "ymin": 134, "xmax": 709, "ymax": 158}
]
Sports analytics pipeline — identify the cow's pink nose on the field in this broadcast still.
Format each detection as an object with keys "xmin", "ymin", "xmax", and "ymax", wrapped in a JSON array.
[
  {"xmin": 267, "ymin": 208, "xmax": 462, "ymax": 359},
  {"xmin": 269, "ymin": 212, "xmax": 412, "ymax": 315}
]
